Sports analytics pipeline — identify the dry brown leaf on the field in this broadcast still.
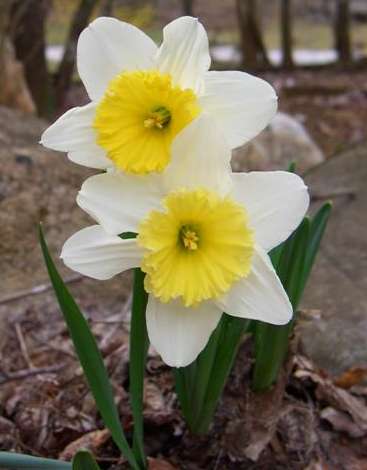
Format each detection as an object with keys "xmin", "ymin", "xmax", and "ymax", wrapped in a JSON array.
[
  {"xmin": 58, "ymin": 429, "xmax": 111, "ymax": 461},
  {"xmin": 148, "ymin": 457, "xmax": 178, "ymax": 470},
  {"xmin": 224, "ymin": 368, "xmax": 288, "ymax": 462},
  {"xmin": 334, "ymin": 367, "xmax": 367, "ymax": 389},
  {"xmin": 294, "ymin": 355, "xmax": 367, "ymax": 436},
  {"xmin": 321, "ymin": 406, "xmax": 365, "ymax": 438}
]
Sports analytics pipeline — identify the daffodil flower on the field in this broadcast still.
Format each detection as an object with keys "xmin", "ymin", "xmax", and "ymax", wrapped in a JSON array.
[
  {"xmin": 60, "ymin": 117, "xmax": 309, "ymax": 367},
  {"xmin": 40, "ymin": 16, "xmax": 277, "ymax": 175}
]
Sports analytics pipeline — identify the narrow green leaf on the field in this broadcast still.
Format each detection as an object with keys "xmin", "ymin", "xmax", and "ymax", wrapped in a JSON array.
[
  {"xmin": 175, "ymin": 321, "xmax": 222, "ymax": 429},
  {"xmin": 253, "ymin": 203, "xmax": 332, "ymax": 391},
  {"xmin": 287, "ymin": 161, "xmax": 296, "ymax": 173},
  {"xmin": 189, "ymin": 324, "xmax": 222, "ymax": 421},
  {"xmin": 302, "ymin": 202, "xmax": 332, "ymax": 287},
  {"xmin": 191, "ymin": 315, "xmax": 249, "ymax": 434},
  {"xmin": 269, "ymin": 241, "xmax": 285, "ymax": 270},
  {"xmin": 174, "ymin": 367, "xmax": 193, "ymax": 428},
  {"xmin": 38, "ymin": 225, "xmax": 139, "ymax": 470},
  {"xmin": 72, "ymin": 450, "xmax": 101, "ymax": 470},
  {"xmin": 129, "ymin": 269, "xmax": 149, "ymax": 468},
  {"xmin": 253, "ymin": 218, "xmax": 311, "ymax": 391},
  {"xmin": 0, "ymin": 452, "xmax": 71, "ymax": 469},
  {"xmin": 283, "ymin": 218, "xmax": 311, "ymax": 309}
]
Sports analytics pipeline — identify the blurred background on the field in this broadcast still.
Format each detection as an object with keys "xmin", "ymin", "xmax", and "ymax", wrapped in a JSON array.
[
  {"xmin": 1, "ymin": 0, "xmax": 367, "ymax": 155},
  {"xmin": 0, "ymin": 1, "xmax": 367, "ymax": 463}
]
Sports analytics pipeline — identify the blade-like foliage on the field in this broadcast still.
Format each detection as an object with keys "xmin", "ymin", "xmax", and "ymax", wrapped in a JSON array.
[
  {"xmin": 0, "ymin": 452, "xmax": 71, "ymax": 469},
  {"xmin": 175, "ymin": 315, "xmax": 249, "ymax": 434},
  {"xmin": 129, "ymin": 269, "xmax": 149, "ymax": 467},
  {"xmin": 253, "ymin": 202, "xmax": 332, "ymax": 391},
  {"xmin": 38, "ymin": 225, "xmax": 139, "ymax": 470},
  {"xmin": 72, "ymin": 450, "xmax": 101, "ymax": 470}
]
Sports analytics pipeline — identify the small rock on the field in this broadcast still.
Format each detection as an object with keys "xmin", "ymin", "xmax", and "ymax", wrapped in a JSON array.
[{"xmin": 232, "ymin": 112, "xmax": 325, "ymax": 174}]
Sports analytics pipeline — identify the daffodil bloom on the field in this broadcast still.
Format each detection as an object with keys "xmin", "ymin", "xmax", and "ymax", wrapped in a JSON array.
[
  {"xmin": 60, "ymin": 117, "xmax": 309, "ymax": 367},
  {"xmin": 40, "ymin": 16, "xmax": 277, "ymax": 174}
]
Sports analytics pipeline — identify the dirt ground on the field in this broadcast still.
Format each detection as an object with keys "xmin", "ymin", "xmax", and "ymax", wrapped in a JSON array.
[
  {"xmin": 265, "ymin": 68, "xmax": 367, "ymax": 159},
  {"xmin": 1, "ymin": 306, "xmax": 367, "ymax": 469}
]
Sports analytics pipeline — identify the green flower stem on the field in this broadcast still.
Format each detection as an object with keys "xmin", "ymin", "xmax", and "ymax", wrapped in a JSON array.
[{"xmin": 129, "ymin": 269, "xmax": 149, "ymax": 469}]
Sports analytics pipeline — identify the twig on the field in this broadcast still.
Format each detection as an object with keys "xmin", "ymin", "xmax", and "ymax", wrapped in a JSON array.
[
  {"xmin": 15, "ymin": 322, "xmax": 34, "ymax": 369},
  {"xmin": 0, "ymin": 274, "xmax": 83, "ymax": 305},
  {"xmin": 311, "ymin": 189, "xmax": 355, "ymax": 201},
  {"xmin": 0, "ymin": 364, "xmax": 65, "ymax": 384}
]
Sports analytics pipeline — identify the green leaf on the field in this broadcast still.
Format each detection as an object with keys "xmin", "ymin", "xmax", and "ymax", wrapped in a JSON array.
[
  {"xmin": 38, "ymin": 225, "xmax": 139, "ymax": 470},
  {"xmin": 72, "ymin": 450, "xmax": 101, "ymax": 470},
  {"xmin": 287, "ymin": 161, "xmax": 296, "ymax": 173},
  {"xmin": 129, "ymin": 269, "xmax": 149, "ymax": 468},
  {"xmin": 253, "ymin": 218, "xmax": 311, "ymax": 391},
  {"xmin": 0, "ymin": 452, "xmax": 71, "ymax": 469},
  {"xmin": 282, "ymin": 218, "xmax": 311, "ymax": 309},
  {"xmin": 176, "ymin": 315, "xmax": 249, "ymax": 434},
  {"xmin": 193, "ymin": 315, "xmax": 249, "ymax": 434},
  {"xmin": 253, "ymin": 203, "xmax": 332, "ymax": 391},
  {"xmin": 302, "ymin": 202, "xmax": 332, "ymax": 288}
]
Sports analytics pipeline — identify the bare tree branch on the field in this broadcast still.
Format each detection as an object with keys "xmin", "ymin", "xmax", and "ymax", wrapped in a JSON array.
[{"xmin": 54, "ymin": 0, "xmax": 100, "ymax": 110}]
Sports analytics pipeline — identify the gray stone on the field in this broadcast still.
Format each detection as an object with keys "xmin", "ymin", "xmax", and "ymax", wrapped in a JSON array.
[
  {"xmin": 301, "ymin": 142, "xmax": 367, "ymax": 375},
  {"xmin": 232, "ymin": 112, "xmax": 325, "ymax": 174}
]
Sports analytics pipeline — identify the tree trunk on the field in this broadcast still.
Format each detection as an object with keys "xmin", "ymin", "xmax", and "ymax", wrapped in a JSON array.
[
  {"xmin": 334, "ymin": 0, "xmax": 352, "ymax": 64},
  {"xmin": 281, "ymin": 0, "xmax": 293, "ymax": 68},
  {"xmin": 54, "ymin": 0, "xmax": 99, "ymax": 110},
  {"xmin": 182, "ymin": 0, "xmax": 194, "ymax": 16},
  {"xmin": 100, "ymin": 0, "xmax": 115, "ymax": 16},
  {"xmin": 236, "ymin": 0, "xmax": 270, "ymax": 69},
  {"xmin": 9, "ymin": 0, "xmax": 51, "ymax": 117}
]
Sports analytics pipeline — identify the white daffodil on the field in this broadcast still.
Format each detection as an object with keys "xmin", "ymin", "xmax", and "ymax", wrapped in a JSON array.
[
  {"xmin": 60, "ymin": 117, "xmax": 309, "ymax": 367},
  {"xmin": 40, "ymin": 16, "xmax": 277, "ymax": 175}
]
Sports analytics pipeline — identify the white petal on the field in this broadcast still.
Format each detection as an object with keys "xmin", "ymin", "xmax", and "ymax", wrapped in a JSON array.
[
  {"xmin": 232, "ymin": 171, "xmax": 309, "ymax": 252},
  {"xmin": 146, "ymin": 296, "xmax": 222, "ymax": 367},
  {"xmin": 165, "ymin": 114, "xmax": 232, "ymax": 194},
  {"xmin": 216, "ymin": 246, "xmax": 292, "ymax": 325},
  {"xmin": 61, "ymin": 225, "xmax": 142, "ymax": 280},
  {"xmin": 77, "ymin": 17, "xmax": 157, "ymax": 100},
  {"xmin": 77, "ymin": 172, "xmax": 163, "ymax": 235},
  {"xmin": 40, "ymin": 103, "xmax": 111, "ymax": 169},
  {"xmin": 200, "ymin": 71, "xmax": 278, "ymax": 149},
  {"xmin": 156, "ymin": 16, "xmax": 210, "ymax": 92}
]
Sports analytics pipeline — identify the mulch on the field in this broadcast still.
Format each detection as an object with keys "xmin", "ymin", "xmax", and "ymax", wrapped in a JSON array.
[{"xmin": 0, "ymin": 296, "xmax": 366, "ymax": 469}]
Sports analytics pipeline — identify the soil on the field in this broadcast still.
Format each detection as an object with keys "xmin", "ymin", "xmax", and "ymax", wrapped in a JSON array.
[
  {"xmin": 264, "ymin": 68, "xmax": 367, "ymax": 159},
  {"xmin": 1, "ymin": 308, "xmax": 367, "ymax": 469}
]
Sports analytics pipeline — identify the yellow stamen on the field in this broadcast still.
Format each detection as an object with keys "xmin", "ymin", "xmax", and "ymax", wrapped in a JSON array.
[
  {"xmin": 180, "ymin": 226, "xmax": 199, "ymax": 250},
  {"xmin": 93, "ymin": 70, "xmax": 200, "ymax": 174},
  {"xmin": 137, "ymin": 189, "xmax": 255, "ymax": 307},
  {"xmin": 144, "ymin": 106, "xmax": 171, "ymax": 130}
]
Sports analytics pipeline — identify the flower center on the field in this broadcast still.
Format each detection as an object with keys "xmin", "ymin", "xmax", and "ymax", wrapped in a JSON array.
[
  {"xmin": 137, "ymin": 189, "xmax": 255, "ymax": 307},
  {"xmin": 144, "ymin": 106, "xmax": 171, "ymax": 130},
  {"xmin": 180, "ymin": 225, "xmax": 199, "ymax": 250},
  {"xmin": 93, "ymin": 70, "xmax": 200, "ymax": 174}
]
